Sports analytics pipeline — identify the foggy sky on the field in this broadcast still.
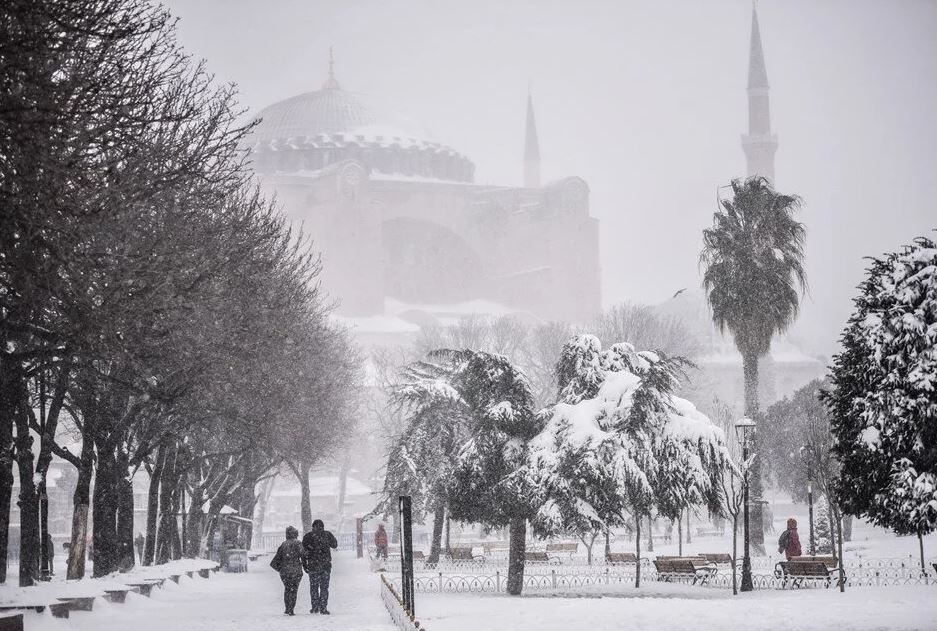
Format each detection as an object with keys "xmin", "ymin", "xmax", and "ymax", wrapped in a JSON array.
[{"xmin": 163, "ymin": 0, "xmax": 937, "ymax": 356}]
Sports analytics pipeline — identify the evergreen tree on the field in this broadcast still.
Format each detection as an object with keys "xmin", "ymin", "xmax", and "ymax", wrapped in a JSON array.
[{"xmin": 825, "ymin": 236, "xmax": 937, "ymax": 570}]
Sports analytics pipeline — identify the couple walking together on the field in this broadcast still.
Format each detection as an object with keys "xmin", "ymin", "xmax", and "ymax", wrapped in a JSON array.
[{"xmin": 270, "ymin": 520, "xmax": 339, "ymax": 616}]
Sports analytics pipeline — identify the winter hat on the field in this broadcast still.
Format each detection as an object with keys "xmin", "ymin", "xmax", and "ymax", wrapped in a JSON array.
[
  {"xmin": 787, "ymin": 518, "xmax": 797, "ymax": 530},
  {"xmin": 312, "ymin": 519, "xmax": 324, "ymax": 530},
  {"xmin": 285, "ymin": 526, "xmax": 299, "ymax": 539}
]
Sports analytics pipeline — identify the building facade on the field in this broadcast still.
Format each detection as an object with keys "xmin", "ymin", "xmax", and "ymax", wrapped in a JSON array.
[{"xmin": 248, "ymin": 54, "xmax": 601, "ymax": 329}]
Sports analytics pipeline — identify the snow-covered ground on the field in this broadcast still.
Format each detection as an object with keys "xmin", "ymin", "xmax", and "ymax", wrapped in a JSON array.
[
  {"xmin": 17, "ymin": 552, "xmax": 394, "ymax": 631},
  {"xmin": 416, "ymin": 583, "xmax": 937, "ymax": 631}
]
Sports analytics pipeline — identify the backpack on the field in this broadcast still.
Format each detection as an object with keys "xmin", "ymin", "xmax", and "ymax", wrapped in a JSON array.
[{"xmin": 777, "ymin": 530, "xmax": 790, "ymax": 554}]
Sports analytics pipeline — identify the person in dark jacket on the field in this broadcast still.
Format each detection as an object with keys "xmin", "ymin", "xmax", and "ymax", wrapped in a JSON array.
[
  {"xmin": 777, "ymin": 517, "xmax": 803, "ymax": 560},
  {"xmin": 302, "ymin": 519, "xmax": 338, "ymax": 614},
  {"xmin": 270, "ymin": 526, "xmax": 305, "ymax": 615}
]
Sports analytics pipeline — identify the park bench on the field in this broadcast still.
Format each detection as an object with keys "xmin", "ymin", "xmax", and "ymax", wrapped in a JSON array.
[
  {"xmin": 653, "ymin": 557, "xmax": 717, "ymax": 585},
  {"xmin": 446, "ymin": 547, "xmax": 484, "ymax": 563},
  {"xmin": 103, "ymin": 589, "xmax": 130, "ymax": 604},
  {"xmin": 198, "ymin": 568, "xmax": 211, "ymax": 578},
  {"xmin": 483, "ymin": 541, "xmax": 510, "ymax": 555},
  {"xmin": 0, "ymin": 612, "xmax": 23, "ymax": 631},
  {"xmin": 0, "ymin": 602, "xmax": 70, "ymax": 619},
  {"xmin": 605, "ymin": 552, "xmax": 638, "ymax": 565},
  {"xmin": 169, "ymin": 574, "xmax": 181, "ymax": 584},
  {"xmin": 56, "ymin": 596, "xmax": 95, "ymax": 612},
  {"xmin": 126, "ymin": 582, "xmax": 156, "ymax": 597},
  {"xmin": 700, "ymin": 553, "xmax": 734, "ymax": 565},
  {"xmin": 775, "ymin": 557, "xmax": 844, "ymax": 589},
  {"xmin": 545, "ymin": 543, "xmax": 578, "ymax": 559},
  {"xmin": 185, "ymin": 570, "xmax": 194, "ymax": 579},
  {"xmin": 526, "ymin": 551, "xmax": 556, "ymax": 563},
  {"xmin": 695, "ymin": 527, "xmax": 723, "ymax": 538}
]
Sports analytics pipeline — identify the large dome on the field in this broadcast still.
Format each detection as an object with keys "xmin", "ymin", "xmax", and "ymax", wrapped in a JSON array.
[
  {"xmin": 248, "ymin": 64, "xmax": 474, "ymax": 183},
  {"xmin": 251, "ymin": 89, "xmax": 434, "ymax": 147}
]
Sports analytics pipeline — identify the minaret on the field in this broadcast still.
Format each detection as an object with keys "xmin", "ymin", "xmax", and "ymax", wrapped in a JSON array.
[
  {"xmin": 524, "ymin": 90, "xmax": 541, "ymax": 188},
  {"xmin": 741, "ymin": 5, "xmax": 778, "ymax": 183},
  {"xmin": 322, "ymin": 46, "xmax": 341, "ymax": 90}
]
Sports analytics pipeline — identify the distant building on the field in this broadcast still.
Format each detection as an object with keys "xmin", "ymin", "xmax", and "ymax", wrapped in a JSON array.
[{"xmin": 247, "ymin": 50, "xmax": 601, "ymax": 338}]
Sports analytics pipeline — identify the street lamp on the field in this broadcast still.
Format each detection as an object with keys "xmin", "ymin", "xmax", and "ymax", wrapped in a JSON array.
[
  {"xmin": 735, "ymin": 417, "xmax": 756, "ymax": 593},
  {"xmin": 807, "ymin": 477, "xmax": 815, "ymax": 556},
  {"xmin": 799, "ymin": 445, "xmax": 816, "ymax": 556}
]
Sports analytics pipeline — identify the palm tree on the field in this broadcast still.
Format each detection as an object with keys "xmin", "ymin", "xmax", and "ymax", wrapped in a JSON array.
[{"xmin": 700, "ymin": 176, "xmax": 806, "ymax": 549}]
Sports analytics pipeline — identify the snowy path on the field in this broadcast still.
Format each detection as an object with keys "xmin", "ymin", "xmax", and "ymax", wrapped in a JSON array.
[{"xmin": 28, "ymin": 552, "xmax": 395, "ymax": 631}]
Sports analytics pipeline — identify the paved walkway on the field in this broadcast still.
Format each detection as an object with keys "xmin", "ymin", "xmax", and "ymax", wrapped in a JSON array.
[{"xmin": 29, "ymin": 552, "xmax": 395, "ymax": 631}]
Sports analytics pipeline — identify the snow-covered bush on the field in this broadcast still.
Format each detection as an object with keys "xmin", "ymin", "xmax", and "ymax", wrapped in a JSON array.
[
  {"xmin": 529, "ymin": 335, "xmax": 731, "ymax": 574},
  {"xmin": 826, "ymin": 236, "xmax": 937, "ymax": 536}
]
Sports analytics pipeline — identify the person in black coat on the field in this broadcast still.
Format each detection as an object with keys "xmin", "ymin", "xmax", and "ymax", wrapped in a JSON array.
[
  {"xmin": 270, "ymin": 526, "xmax": 305, "ymax": 615},
  {"xmin": 302, "ymin": 519, "xmax": 338, "ymax": 614}
]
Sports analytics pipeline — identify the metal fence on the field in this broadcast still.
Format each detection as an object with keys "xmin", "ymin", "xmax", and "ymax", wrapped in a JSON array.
[
  {"xmin": 381, "ymin": 573, "xmax": 429, "ymax": 630},
  {"xmin": 393, "ymin": 560, "xmax": 937, "ymax": 595}
]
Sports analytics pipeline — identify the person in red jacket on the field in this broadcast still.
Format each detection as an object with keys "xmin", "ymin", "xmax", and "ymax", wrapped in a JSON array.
[
  {"xmin": 777, "ymin": 517, "xmax": 803, "ymax": 560},
  {"xmin": 374, "ymin": 523, "xmax": 389, "ymax": 560}
]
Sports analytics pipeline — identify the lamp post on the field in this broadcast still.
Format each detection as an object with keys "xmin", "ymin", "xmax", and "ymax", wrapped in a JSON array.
[
  {"xmin": 735, "ymin": 417, "xmax": 756, "ymax": 593},
  {"xmin": 807, "ymin": 477, "xmax": 815, "ymax": 556}
]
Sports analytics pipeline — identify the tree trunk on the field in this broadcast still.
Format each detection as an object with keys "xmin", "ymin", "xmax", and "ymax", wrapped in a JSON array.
[
  {"xmin": 731, "ymin": 513, "xmax": 739, "ymax": 595},
  {"xmin": 391, "ymin": 506, "xmax": 400, "ymax": 544},
  {"xmin": 843, "ymin": 515, "xmax": 853, "ymax": 542},
  {"xmin": 444, "ymin": 511, "xmax": 451, "ymax": 554},
  {"xmin": 834, "ymin": 503, "xmax": 845, "ymax": 593},
  {"xmin": 66, "ymin": 435, "xmax": 94, "ymax": 579},
  {"xmin": 604, "ymin": 527, "xmax": 611, "ymax": 559},
  {"xmin": 506, "ymin": 518, "xmax": 527, "ymax": 595},
  {"xmin": 646, "ymin": 515, "xmax": 654, "ymax": 552},
  {"xmin": 14, "ymin": 396, "xmax": 39, "ymax": 586},
  {"xmin": 677, "ymin": 517, "xmax": 683, "ymax": 556},
  {"xmin": 336, "ymin": 457, "xmax": 350, "ymax": 532},
  {"xmin": 252, "ymin": 476, "xmax": 275, "ymax": 550},
  {"xmin": 427, "ymin": 503, "xmax": 445, "ymax": 564},
  {"xmin": 686, "ymin": 510, "xmax": 692, "ymax": 544},
  {"xmin": 635, "ymin": 513, "xmax": 642, "ymax": 588},
  {"xmin": 918, "ymin": 531, "xmax": 925, "ymax": 577},
  {"xmin": 0, "ymin": 358, "xmax": 17, "ymax": 584},
  {"xmin": 116, "ymin": 475, "xmax": 136, "ymax": 571},
  {"xmin": 742, "ymin": 350, "xmax": 765, "ymax": 556},
  {"xmin": 185, "ymin": 488, "xmax": 204, "ymax": 558},
  {"xmin": 143, "ymin": 447, "xmax": 165, "ymax": 565},
  {"xmin": 92, "ymin": 449, "xmax": 120, "ymax": 577},
  {"xmin": 296, "ymin": 461, "xmax": 312, "ymax": 534},
  {"xmin": 155, "ymin": 443, "xmax": 178, "ymax": 564}
]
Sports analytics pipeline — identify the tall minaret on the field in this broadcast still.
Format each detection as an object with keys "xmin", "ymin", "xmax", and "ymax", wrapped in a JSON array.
[
  {"xmin": 524, "ymin": 90, "xmax": 541, "ymax": 188},
  {"xmin": 741, "ymin": 5, "xmax": 778, "ymax": 183}
]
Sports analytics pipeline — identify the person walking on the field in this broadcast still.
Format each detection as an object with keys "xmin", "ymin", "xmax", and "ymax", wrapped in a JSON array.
[
  {"xmin": 303, "ymin": 519, "xmax": 338, "ymax": 615},
  {"xmin": 777, "ymin": 517, "xmax": 803, "ymax": 560},
  {"xmin": 374, "ymin": 523, "xmax": 388, "ymax": 560},
  {"xmin": 270, "ymin": 526, "xmax": 305, "ymax": 616}
]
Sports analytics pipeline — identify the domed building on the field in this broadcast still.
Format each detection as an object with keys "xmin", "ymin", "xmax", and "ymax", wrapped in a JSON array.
[{"xmin": 248, "ymin": 52, "xmax": 601, "ymax": 338}]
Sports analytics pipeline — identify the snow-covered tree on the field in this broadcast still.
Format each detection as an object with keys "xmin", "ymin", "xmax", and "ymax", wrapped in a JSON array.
[
  {"xmin": 529, "ymin": 335, "xmax": 730, "ymax": 586},
  {"xmin": 825, "ymin": 236, "xmax": 937, "ymax": 571},
  {"xmin": 814, "ymin": 496, "xmax": 834, "ymax": 555}
]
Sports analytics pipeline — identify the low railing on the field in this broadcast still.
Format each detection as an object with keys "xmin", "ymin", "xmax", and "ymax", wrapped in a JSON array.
[
  {"xmin": 381, "ymin": 573, "xmax": 428, "ymax": 631},
  {"xmin": 393, "ymin": 562, "xmax": 937, "ymax": 594}
]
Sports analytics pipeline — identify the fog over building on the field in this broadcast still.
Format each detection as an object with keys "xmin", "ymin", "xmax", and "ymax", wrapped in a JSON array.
[{"xmin": 248, "ymin": 52, "xmax": 601, "ymax": 336}]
